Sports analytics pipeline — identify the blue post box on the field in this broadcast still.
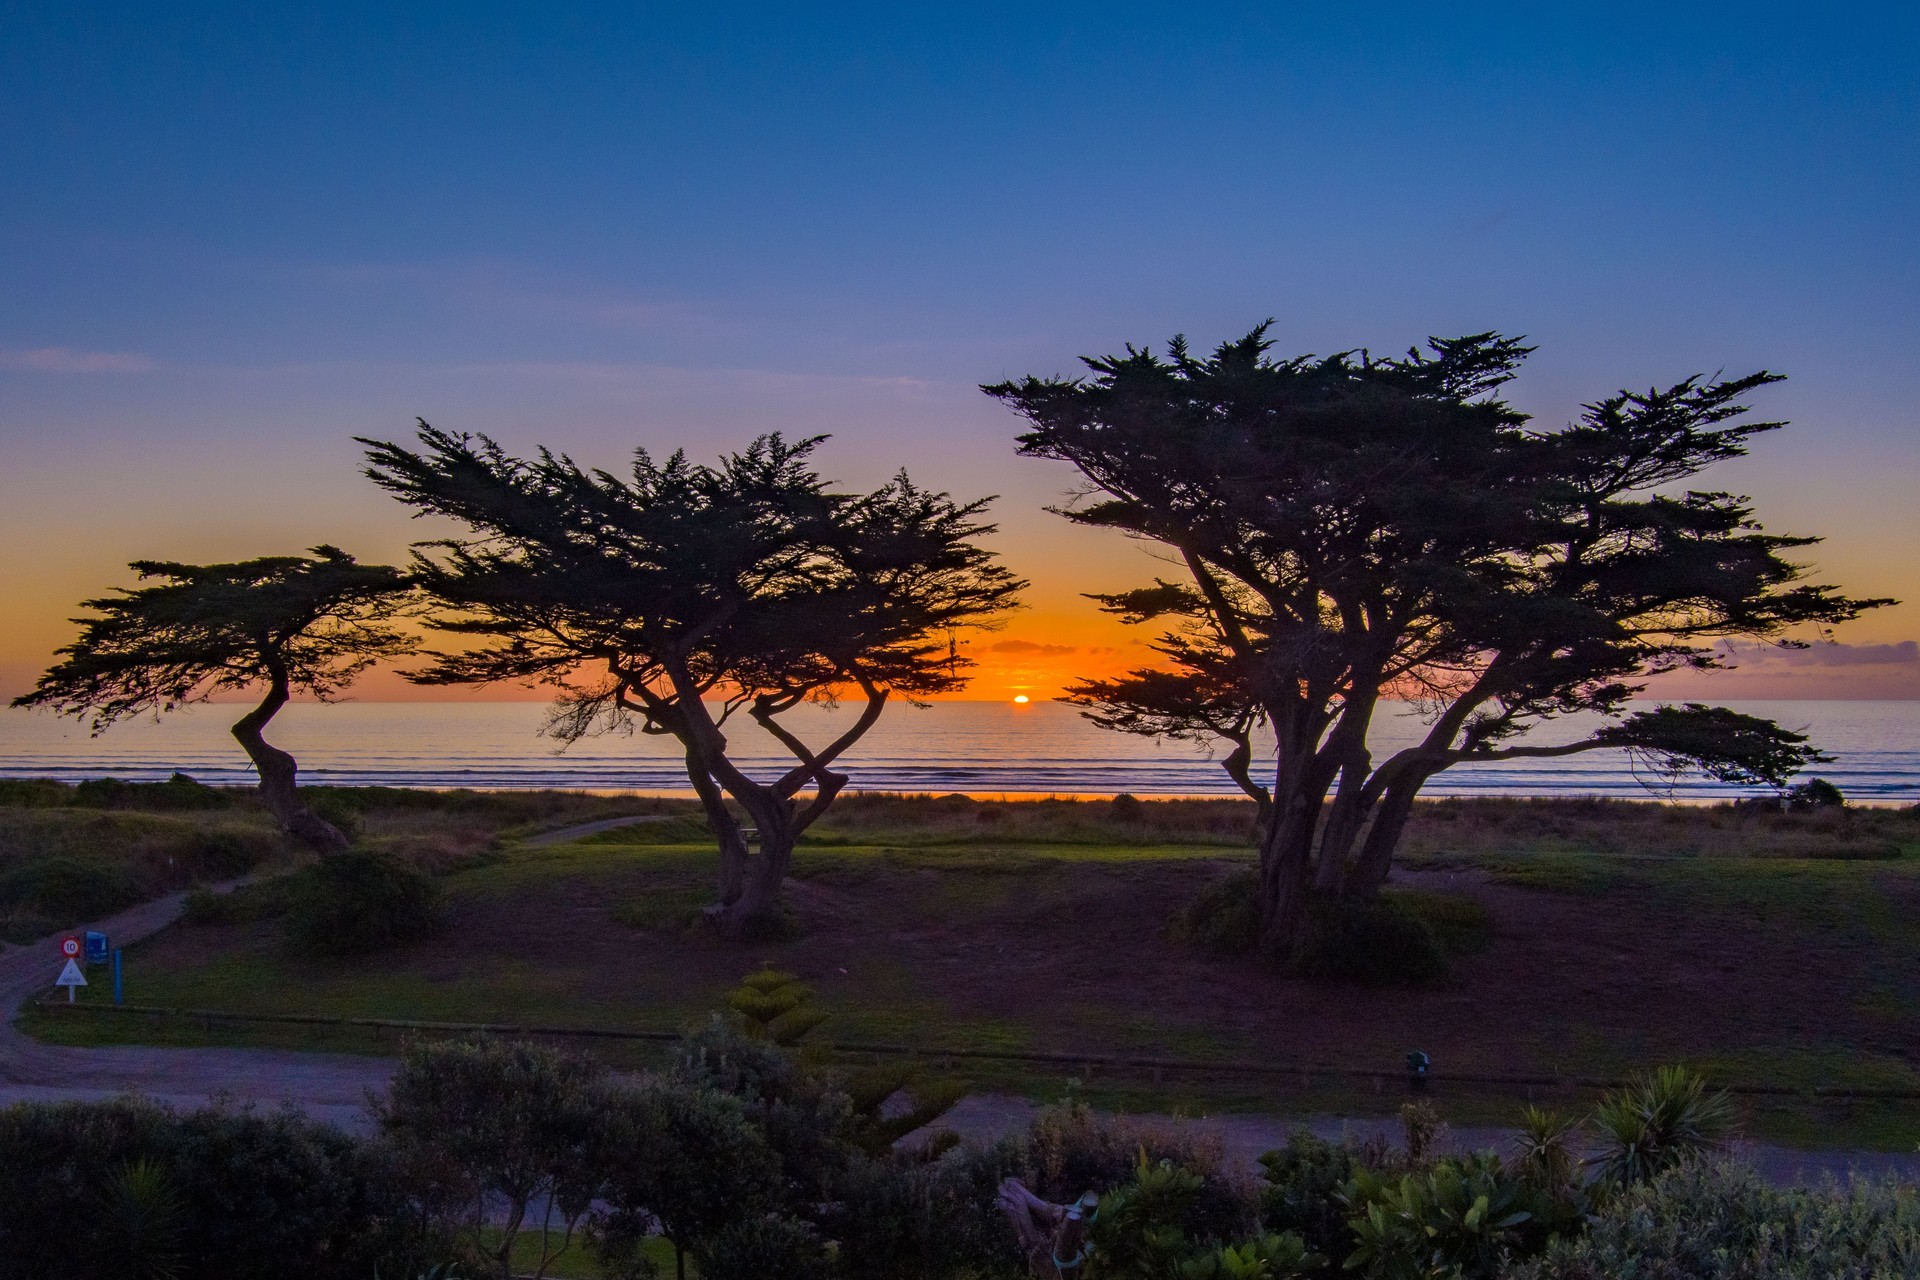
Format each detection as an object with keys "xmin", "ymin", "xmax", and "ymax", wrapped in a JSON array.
[{"xmin": 84, "ymin": 931, "xmax": 109, "ymax": 965}]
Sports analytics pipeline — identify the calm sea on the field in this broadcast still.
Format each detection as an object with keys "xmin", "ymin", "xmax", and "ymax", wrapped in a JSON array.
[{"xmin": 1, "ymin": 700, "xmax": 1916, "ymax": 803}]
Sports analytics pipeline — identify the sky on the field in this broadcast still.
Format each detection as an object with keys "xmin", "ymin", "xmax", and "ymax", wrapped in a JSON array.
[{"xmin": 3, "ymin": 2, "xmax": 1917, "ymax": 703}]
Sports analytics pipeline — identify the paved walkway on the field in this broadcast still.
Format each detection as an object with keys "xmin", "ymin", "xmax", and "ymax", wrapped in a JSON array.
[
  {"xmin": 0, "ymin": 881, "xmax": 394, "ymax": 1130},
  {"xmin": 3, "ymin": 860, "xmax": 1916, "ymax": 1183}
]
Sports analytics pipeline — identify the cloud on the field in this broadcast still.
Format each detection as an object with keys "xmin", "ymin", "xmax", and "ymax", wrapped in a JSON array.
[
  {"xmin": 0, "ymin": 347, "xmax": 156, "ymax": 374},
  {"xmin": 987, "ymin": 639, "xmax": 1080, "ymax": 656},
  {"xmin": 1719, "ymin": 639, "xmax": 1920, "ymax": 668}
]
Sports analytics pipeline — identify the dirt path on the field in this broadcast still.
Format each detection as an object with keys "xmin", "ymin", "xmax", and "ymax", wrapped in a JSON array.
[{"xmin": 520, "ymin": 814, "xmax": 671, "ymax": 847}]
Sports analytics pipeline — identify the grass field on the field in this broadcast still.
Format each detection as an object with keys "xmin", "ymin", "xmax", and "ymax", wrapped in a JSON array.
[{"xmin": 13, "ymin": 791, "xmax": 1920, "ymax": 1148}]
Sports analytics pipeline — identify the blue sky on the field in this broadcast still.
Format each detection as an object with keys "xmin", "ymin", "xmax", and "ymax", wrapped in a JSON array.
[{"xmin": 3, "ymin": 2, "xmax": 1917, "ymax": 697}]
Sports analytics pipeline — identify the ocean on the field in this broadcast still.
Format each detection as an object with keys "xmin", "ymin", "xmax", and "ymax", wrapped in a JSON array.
[{"xmin": 1, "ymin": 699, "xmax": 1916, "ymax": 803}]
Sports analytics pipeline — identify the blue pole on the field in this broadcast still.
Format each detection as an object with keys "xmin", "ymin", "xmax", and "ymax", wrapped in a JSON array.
[{"xmin": 113, "ymin": 949, "xmax": 123, "ymax": 1005}]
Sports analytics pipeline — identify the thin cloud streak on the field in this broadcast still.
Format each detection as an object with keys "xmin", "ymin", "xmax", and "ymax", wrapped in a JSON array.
[
  {"xmin": 0, "ymin": 347, "xmax": 156, "ymax": 374},
  {"xmin": 1717, "ymin": 639, "xmax": 1920, "ymax": 668}
]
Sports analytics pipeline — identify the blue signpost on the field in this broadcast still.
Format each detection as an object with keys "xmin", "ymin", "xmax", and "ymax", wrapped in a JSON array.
[
  {"xmin": 113, "ymin": 948, "xmax": 124, "ymax": 1005},
  {"xmin": 84, "ymin": 931, "xmax": 109, "ymax": 965}
]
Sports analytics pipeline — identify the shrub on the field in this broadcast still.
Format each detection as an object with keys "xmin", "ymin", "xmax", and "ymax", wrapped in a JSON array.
[
  {"xmin": 1511, "ymin": 1158, "xmax": 1920, "ymax": 1279},
  {"xmin": 287, "ymin": 849, "xmax": 442, "ymax": 955},
  {"xmin": 671, "ymin": 1017, "xmax": 854, "ymax": 1202},
  {"xmin": 0, "ymin": 1098, "xmax": 431, "ymax": 1280},
  {"xmin": 0, "ymin": 778, "xmax": 72, "ymax": 808},
  {"xmin": 1392, "ymin": 890, "xmax": 1495, "ymax": 955},
  {"xmin": 1172, "ymin": 868, "xmax": 1265, "ymax": 957},
  {"xmin": 692, "ymin": 1213, "xmax": 835, "ymax": 1280},
  {"xmin": 180, "ymin": 876, "xmax": 297, "ymax": 927},
  {"xmin": 1020, "ymin": 1096, "xmax": 1255, "ymax": 1244},
  {"xmin": 94, "ymin": 1156, "xmax": 187, "ymax": 1280},
  {"xmin": 1342, "ymin": 1153, "xmax": 1546, "ymax": 1280},
  {"xmin": 1585, "ymin": 1064, "xmax": 1733, "ymax": 1188},
  {"xmin": 728, "ymin": 967, "xmax": 831, "ymax": 1045},
  {"xmin": 0, "ymin": 909, "xmax": 56, "ymax": 944},
  {"xmin": 166, "ymin": 826, "xmax": 278, "ymax": 879},
  {"xmin": 822, "ymin": 1145, "xmax": 1026, "ymax": 1280},
  {"xmin": 1258, "ymin": 1131, "xmax": 1374, "ymax": 1265},
  {"xmin": 303, "ymin": 792, "xmax": 365, "ymax": 843},
  {"xmin": 1509, "ymin": 1107, "xmax": 1583, "ymax": 1204},
  {"xmin": 0, "ymin": 853, "xmax": 143, "ymax": 921},
  {"xmin": 166, "ymin": 1105, "xmax": 431, "ymax": 1279},
  {"xmin": 1289, "ymin": 895, "xmax": 1452, "ymax": 987},
  {"xmin": 1090, "ymin": 1152, "xmax": 1318, "ymax": 1280},
  {"xmin": 72, "ymin": 774, "xmax": 230, "ymax": 812},
  {"xmin": 1785, "ymin": 776, "xmax": 1846, "ymax": 811}
]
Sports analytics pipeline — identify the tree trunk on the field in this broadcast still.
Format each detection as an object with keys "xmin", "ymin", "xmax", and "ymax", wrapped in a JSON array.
[
  {"xmin": 1255, "ymin": 792, "xmax": 1322, "ymax": 962},
  {"xmin": 686, "ymin": 750, "xmax": 749, "ymax": 905},
  {"xmin": 714, "ymin": 795, "xmax": 795, "ymax": 934},
  {"xmin": 1345, "ymin": 778, "xmax": 1422, "ymax": 895},
  {"xmin": 228, "ymin": 674, "xmax": 349, "ymax": 855}
]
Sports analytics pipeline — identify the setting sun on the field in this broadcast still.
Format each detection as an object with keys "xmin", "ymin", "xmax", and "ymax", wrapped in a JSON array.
[{"xmin": 1012, "ymin": 695, "xmax": 1030, "ymax": 704}]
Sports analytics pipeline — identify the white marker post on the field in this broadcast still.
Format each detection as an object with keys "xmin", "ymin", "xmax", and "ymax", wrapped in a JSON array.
[{"xmin": 55, "ymin": 958, "xmax": 87, "ymax": 1003}]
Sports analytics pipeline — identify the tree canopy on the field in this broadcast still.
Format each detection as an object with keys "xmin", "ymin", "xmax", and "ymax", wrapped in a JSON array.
[
  {"xmin": 988, "ymin": 325, "xmax": 1889, "ymax": 957},
  {"xmin": 11, "ymin": 546, "xmax": 414, "ymax": 853},
  {"xmin": 360, "ymin": 424, "xmax": 1024, "ymax": 931}
]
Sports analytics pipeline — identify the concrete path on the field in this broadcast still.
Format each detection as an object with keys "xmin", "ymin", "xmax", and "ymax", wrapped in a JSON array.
[
  {"xmin": 0, "ymin": 882, "xmax": 394, "ymax": 1132},
  {"xmin": 0, "ymin": 809, "xmax": 668, "ymax": 1127},
  {"xmin": 3, "ymin": 876, "xmax": 1915, "ymax": 1184}
]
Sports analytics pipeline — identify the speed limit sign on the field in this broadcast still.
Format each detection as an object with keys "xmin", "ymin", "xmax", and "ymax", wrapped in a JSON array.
[{"xmin": 58, "ymin": 935, "xmax": 81, "ymax": 960}]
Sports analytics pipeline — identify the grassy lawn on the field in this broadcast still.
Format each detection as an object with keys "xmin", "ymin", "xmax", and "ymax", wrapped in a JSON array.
[{"xmin": 14, "ymin": 793, "xmax": 1920, "ymax": 1149}]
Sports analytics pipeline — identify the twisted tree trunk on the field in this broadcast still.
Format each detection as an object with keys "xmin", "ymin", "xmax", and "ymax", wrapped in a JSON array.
[{"xmin": 228, "ymin": 669, "xmax": 350, "ymax": 855}]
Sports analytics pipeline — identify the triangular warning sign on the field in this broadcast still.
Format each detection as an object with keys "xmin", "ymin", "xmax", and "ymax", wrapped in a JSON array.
[{"xmin": 55, "ymin": 958, "xmax": 86, "ymax": 987}]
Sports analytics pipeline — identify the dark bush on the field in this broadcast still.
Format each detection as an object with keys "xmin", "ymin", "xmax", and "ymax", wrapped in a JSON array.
[
  {"xmin": 1171, "ymin": 867, "xmax": 1265, "ymax": 956},
  {"xmin": 735, "ymin": 902, "xmax": 807, "ymax": 942},
  {"xmin": 671, "ymin": 1017, "xmax": 853, "ymax": 1202},
  {"xmin": 1259, "ymin": 1130, "xmax": 1369, "ymax": 1264},
  {"xmin": 1344, "ymin": 1152, "xmax": 1550, "ymax": 1279},
  {"xmin": 287, "ymin": 849, "xmax": 442, "ymax": 955},
  {"xmin": 1512, "ymin": 1158, "xmax": 1920, "ymax": 1279},
  {"xmin": 0, "ymin": 853, "xmax": 143, "ymax": 921},
  {"xmin": 823, "ymin": 1146, "xmax": 1025, "ymax": 1280},
  {"xmin": 1289, "ymin": 894, "xmax": 1452, "ymax": 986},
  {"xmin": 167, "ymin": 826, "xmax": 279, "ymax": 879},
  {"xmin": 303, "ymin": 792, "xmax": 365, "ymax": 844},
  {"xmin": 181, "ymin": 876, "xmax": 297, "ymax": 927},
  {"xmin": 72, "ymin": 774, "xmax": 231, "ymax": 812},
  {"xmin": 0, "ymin": 1098, "xmax": 433, "ymax": 1280},
  {"xmin": 0, "ymin": 910, "xmax": 56, "ymax": 944},
  {"xmin": 1110, "ymin": 792, "xmax": 1146, "ymax": 821},
  {"xmin": 0, "ymin": 779, "xmax": 72, "ymax": 808},
  {"xmin": 1393, "ymin": 889, "xmax": 1496, "ymax": 954},
  {"xmin": 1785, "ymin": 776, "xmax": 1846, "ymax": 811},
  {"xmin": 1019, "ymin": 1097, "xmax": 1255, "ymax": 1244},
  {"xmin": 693, "ymin": 1213, "xmax": 835, "ymax": 1280}
]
